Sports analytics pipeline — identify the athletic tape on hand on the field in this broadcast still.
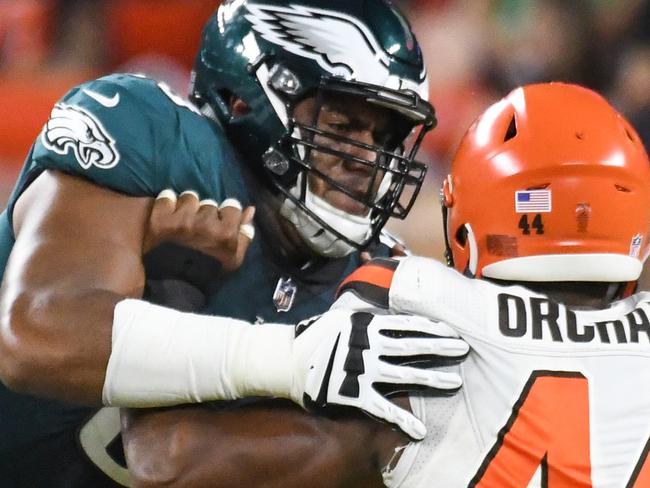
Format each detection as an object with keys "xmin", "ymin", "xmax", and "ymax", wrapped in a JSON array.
[
  {"xmin": 220, "ymin": 198, "xmax": 243, "ymax": 211},
  {"xmin": 199, "ymin": 198, "xmax": 219, "ymax": 209},
  {"xmin": 156, "ymin": 189, "xmax": 177, "ymax": 203},
  {"xmin": 179, "ymin": 190, "xmax": 200, "ymax": 200},
  {"xmin": 239, "ymin": 223, "xmax": 255, "ymax": 240}
]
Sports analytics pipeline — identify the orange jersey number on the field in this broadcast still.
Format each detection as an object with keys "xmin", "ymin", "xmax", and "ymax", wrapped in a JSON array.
[{"xmin": 470, "ymin": 371, "xmax": 649, "ymax": 487}]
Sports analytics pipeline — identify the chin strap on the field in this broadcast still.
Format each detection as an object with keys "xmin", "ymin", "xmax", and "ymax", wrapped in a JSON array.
[{"xmin": 279, "ymin": 179, "xmax": 372, "ymax": 258}]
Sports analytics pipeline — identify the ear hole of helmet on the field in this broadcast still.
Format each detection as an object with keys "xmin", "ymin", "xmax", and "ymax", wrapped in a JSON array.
[
  {"xmin": 220, "ymin": 89, "xmax": 251, "ymax": 118},
  {"xmin": 504, "ymin": 115, "xmax": 517, "ymax": 142},
  {"xmin": 455, "ymin": 224, "xmax": 468, "ymax": 247},
  {"xmin": 452, "ymin": 223, "xmax": 478, "ymax": 277}
]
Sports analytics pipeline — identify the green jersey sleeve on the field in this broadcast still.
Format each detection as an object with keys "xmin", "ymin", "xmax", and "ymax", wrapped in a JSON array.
[
  {"xmin": 30, "ymin": 73, "xmax": 249, "ymax": 203},
  {"xmin": 33, "ymin": 74, "xmax": 171, "ymax": 195}
]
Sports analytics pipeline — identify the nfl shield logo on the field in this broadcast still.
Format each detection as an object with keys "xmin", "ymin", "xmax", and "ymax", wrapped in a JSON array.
[
  {"xmin": 273, "ymin": 277, "xmax": 297, "ymax": 312},
  {"xmin": 630, "ymin": 234, "xmax": 643, "ymax": 258}
]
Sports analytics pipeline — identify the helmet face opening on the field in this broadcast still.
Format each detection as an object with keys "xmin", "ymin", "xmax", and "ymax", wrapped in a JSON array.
[
  {"xmin": 274, "ymin": 78, "xmax": 431, "ymax": 249},
  {"xmin": 191, "ymin": 0, "xmax": 436, "ymax": 255}
]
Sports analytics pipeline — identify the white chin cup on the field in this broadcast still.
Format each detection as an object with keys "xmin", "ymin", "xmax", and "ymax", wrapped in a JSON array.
[{"xmin": 280, "ymin": 181, "xmax": 372, "ymax": 258}]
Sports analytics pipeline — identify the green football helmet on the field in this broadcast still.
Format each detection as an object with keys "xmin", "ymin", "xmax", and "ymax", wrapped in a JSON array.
[{"xmin": 190, "ymin": 0, "xmax": 436, "ymax": 257}]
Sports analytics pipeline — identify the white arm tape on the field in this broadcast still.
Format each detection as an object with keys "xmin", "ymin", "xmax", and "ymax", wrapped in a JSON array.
[{"xmin": 103, "ymin": 299, "xmax": 294, "ymax": 407}]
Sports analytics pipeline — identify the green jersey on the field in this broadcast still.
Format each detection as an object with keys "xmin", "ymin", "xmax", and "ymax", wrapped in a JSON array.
[{"xmin": 0, "ymin": 74, "xmax": 389, "ymax": 487}]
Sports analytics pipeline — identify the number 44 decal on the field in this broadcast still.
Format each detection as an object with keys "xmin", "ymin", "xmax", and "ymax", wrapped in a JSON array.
[
  {"xmin": 519, "ymin": 214, "xmax": 544, "ymax": 235},
  {"xmin": 469, "ymin": 371, "xmax": 650, "ymax": 487}
]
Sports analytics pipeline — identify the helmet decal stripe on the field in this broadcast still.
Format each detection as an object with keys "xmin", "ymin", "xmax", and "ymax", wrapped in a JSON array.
[
  {"xmin": 465, "ymin": 223, "xmax": 478, "ymax": 277},
  {"xmin": 242, "ymin": 31, "xmax": 290, "ymax": 126}
]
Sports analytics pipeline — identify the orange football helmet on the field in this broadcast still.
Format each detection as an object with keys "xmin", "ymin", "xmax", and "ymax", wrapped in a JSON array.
[{"xmin": 442, "ymin": 82, "xmax": 650, "ymax": 282}]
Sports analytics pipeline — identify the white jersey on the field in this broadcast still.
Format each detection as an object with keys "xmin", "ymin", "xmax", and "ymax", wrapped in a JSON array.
[{"xmin": 339, "ymin": 256, "xmax": 650, "ymax": 488}]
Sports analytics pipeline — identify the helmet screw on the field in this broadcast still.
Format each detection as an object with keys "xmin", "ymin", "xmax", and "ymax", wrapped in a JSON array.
[
  {"xmin": 263, "ymin": 148, "xmax": 290, "ymax": 175},
  {"xmin": 441, "ymin": 176, "xmax": 454, "ymax": 207},
  {"xmin": 269, "ymin": 64, "xmax": 302, "ymax": 96}
]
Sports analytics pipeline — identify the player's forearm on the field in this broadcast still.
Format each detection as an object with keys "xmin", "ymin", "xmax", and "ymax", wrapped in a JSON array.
[
  {"xmin": 0, "ymin": 285, "xmax": 137, "ymax": 405},
  {"xmin": 122, "ymin": 402, "xmax": 406, "ymax": 488},
  {"xmin": 0, "ymin": 170, "xmax": 149, "ymax": 405}
]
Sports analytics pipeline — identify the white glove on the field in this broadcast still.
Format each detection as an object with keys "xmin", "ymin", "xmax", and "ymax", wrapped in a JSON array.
[{"xmin": 290, "ymin": 309, "xmax": 469, "ymax": 440}]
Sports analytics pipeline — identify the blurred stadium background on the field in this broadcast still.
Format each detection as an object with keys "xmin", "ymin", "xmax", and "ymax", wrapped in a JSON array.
[{"xmin": 1, "ymin": 0, "xmax": 648, "ymax": 259}]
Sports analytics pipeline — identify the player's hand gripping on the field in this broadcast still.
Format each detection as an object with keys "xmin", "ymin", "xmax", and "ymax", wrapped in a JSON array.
[
  {"xmin": 144, "ymin": 189, "xmax": 255, "ymax": 272},
  {"xmin": 290, "ymin": 309, "xmax": 469, "ymax": 440}
]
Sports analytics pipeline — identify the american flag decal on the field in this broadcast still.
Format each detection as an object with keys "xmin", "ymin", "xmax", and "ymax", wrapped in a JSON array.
[{"xmin": 515, "ymin": 190, "xmax": 552, "ymax": 213}]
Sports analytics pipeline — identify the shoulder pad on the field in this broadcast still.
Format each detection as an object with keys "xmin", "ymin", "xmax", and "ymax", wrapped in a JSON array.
[
  {"xmin": 32, "ymin": 74, "xmax": 233, "ymax": 199},
  {"xmin": 34, "ymin": 74, "xmax": 172, "ymax": 195},
  {"xmin": 337, "ymin": 258, "xmax": 399, "ymax": 309}
]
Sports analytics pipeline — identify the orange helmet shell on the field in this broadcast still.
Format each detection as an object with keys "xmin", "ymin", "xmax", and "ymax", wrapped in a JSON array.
[{"xmin": 444, "ymin": 83, "xmax": 650, "ymax": 282}]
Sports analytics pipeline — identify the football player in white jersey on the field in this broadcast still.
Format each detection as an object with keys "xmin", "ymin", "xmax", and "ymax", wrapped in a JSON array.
[{"xmin": 335, "ymin": 82, "xmax": 650, "ymax": 487}]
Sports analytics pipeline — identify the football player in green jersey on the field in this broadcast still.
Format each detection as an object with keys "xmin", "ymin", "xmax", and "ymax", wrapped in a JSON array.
[{"xmin": 0, "ymin": 1, "xmax": 470, "ymax": 486}]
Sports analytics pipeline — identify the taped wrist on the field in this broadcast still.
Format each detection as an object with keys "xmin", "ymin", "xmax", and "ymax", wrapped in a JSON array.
[{"xmin": 103, "ymin": 299, "xmax": 295, "ymax": 406}]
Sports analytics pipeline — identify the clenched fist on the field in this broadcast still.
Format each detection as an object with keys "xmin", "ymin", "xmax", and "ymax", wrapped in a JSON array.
[{"xmin": 144, "ymin": 189, "xmax": 256, "ymax": 272}]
